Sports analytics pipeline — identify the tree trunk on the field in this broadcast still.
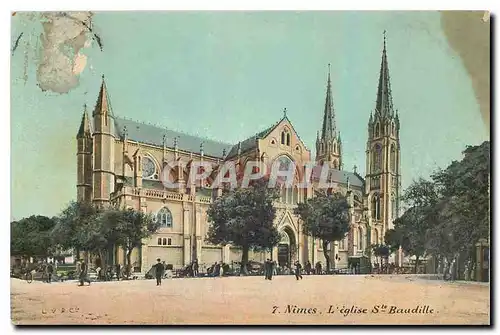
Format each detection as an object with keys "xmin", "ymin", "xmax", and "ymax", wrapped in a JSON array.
[
  {"xmin": 126, "ymin": 249, "xmax": 133, "ymax": 279},
  {"xmin": 414, "ymin": 256, "xmax": 420, "ymax": 274},
  {"xmin": 322, "ymin": 240, "xmax": 330, "ymax": 274},
  {"xmin": 240, "ymin": 246, "xmax": 249, "ymax": 276},
  {"xmin": 98, "ymin": 250, "xmax": 108, "ymax": 281}
]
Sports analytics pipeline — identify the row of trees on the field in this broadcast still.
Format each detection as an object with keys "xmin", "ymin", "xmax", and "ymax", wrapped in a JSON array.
[
  {"xmin": 206, "ymin": 179, "xmax": 351, "ymax": 275},
  {"xmin": 384, "ymin": 141, "xmax": 490, "ymax": 277},
  {"xmin": 11, "ymin": 202, "xmax": 161, "ymax": 278}
]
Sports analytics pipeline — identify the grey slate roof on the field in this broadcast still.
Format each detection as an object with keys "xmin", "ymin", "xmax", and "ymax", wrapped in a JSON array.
[
  {"xmin": 113, "ymin": 117, "xmax": 233, "ymax": 158},
  {"xmin": 311, "ymin": 166, "xmax": 365, "ymax": 188},
  {"xmin": 225, "ymin": 120, "xmax": 280, "ymax": 159}
]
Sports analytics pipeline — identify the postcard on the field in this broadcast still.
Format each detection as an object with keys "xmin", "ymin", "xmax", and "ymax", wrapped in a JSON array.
[{"xmin": 10, "ymin": 10, "xmax": 490, "ymax": 325}]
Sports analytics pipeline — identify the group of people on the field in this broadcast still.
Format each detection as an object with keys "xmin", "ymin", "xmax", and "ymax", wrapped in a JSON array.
[
  {"xmin": 264, "ymin": 259, "xmax": 277, "ymax": 280},
  {"xmin": 264, "ymin": 260, "xmax": 305, "ymax": 280}
]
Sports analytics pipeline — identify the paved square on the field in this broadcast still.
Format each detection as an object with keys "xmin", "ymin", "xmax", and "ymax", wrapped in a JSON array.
[{"xmin": 11, "ymin": 275, "xmax": 489, "ymax": 325}]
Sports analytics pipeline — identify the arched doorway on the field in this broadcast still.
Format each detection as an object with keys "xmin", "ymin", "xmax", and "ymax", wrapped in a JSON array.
[{"xmin": 278, "ymin": 226, "xmax": 296, "ymax": 267}]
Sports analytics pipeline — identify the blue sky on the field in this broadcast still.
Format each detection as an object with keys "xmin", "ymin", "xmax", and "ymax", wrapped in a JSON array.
[{"xmin": 10, "ymin": 11, "xmax": 489, "ymax": 220}]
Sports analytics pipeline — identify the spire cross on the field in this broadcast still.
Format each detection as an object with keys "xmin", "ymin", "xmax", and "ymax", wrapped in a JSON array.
[
  {"xmin": 383, "ymin": 30, "xmax": 387, "ymax": 48},
  {"xmin": 283, "ymin": 108, "xmax": 287, "ymax": 117}
]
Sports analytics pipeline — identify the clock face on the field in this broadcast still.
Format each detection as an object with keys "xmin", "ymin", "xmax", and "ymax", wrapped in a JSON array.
[{"xmin": 143, "ymin": 157, "xmax": 156, "ymax": 179}]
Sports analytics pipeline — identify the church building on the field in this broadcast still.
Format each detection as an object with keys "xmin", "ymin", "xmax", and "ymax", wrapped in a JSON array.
[{"xmin": 76, "ymin": 36, "xmax": 401, "ymax": 273}]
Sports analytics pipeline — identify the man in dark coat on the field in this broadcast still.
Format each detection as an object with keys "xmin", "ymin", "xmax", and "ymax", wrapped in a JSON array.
[
  {"xmin": 47, "ymin": 262, "xmax": 54, "ymax": 283},
  {"xmin": 315, "ymin": 261, "xmax": 322, "ymax": 275},
  {"xmin": 267, "ymin": 260, "xmax": 274, "ymax": 280},
  {"xmin": 78, "ymin": 260, "xmax": 91, "ymax": 286},
  {"xmin": 305, "ymin": 260, "xmax": 312, "ymax": 275},
  {"xmin": 193, "ymin": 259, "xmax": 199, "ymax": 277},
  {"xmin": 294, "ymin": 261, "xmax": 303, "ymax": 280},
  {"xmin": 155, "ymin": 258, "xmax": 165, "ymax": 286},
  {"xmin": 116, "ymin": 263, "xmax": 121, "ymax": 281}
]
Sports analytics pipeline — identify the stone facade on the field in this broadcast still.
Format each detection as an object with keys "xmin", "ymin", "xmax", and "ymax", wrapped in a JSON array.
[{"xmin": 76, "ymin": 37, "xmax": 401, "ymax": 273}]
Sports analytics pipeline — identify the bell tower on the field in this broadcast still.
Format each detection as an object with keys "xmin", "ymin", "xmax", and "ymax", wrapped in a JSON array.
[
  {"xmin": 92, "ymin": 75, "xmax": 116, "ymax": 207},
  {"xmin": 365, "ymin": 32, "xmax": 401, "ymax": 235},
  {"xmin": 315, "ymin": 64, "xmax": 342, "ymax": 169},
  {"xmin": 76, "ymin": 104, "xmax": 93, "ymax": 203}
]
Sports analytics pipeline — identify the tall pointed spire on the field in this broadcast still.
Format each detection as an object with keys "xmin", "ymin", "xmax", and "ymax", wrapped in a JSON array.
[
  {"xmin": 93, "ymin": 74, "xmax": 111, "ymax": 116},
  {"xmin": 321, "ymin": 63, "xmax": 336, "ymax": 140},
  {"xmin": 77, "ymin": 104, "xmax": 91, "ymax": 138},
  {"xmin": 375, "ymin": 31, "xmax": 394, "ymax": 117}
]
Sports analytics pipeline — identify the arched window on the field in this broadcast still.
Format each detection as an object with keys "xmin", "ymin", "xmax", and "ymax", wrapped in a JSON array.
[
  {"xmin": 157, "ymin": 238, "xmax": 162, "ymax": 245},
  {"xmin": 372, "ymin": 144, "xmax": 382, "ymax": 172},
  {"xmin": 157, "ymin": 207, "xmax": 173, "ymax": 228},
  {"xmin": 376, "ymin": 198, "xmax": 381, "ymax": 220},
  {"xmin": 375, "ymin": 123, "xmax": 380, "ymax": 137},
  {"xmin": 334, "ymin": 143, "xmax": 337, "ymax": 153},
  {"xmin": 281, "ymin": 132, "xmax": 285, "ymax": 145},
  {"xmin": 358, "ymin": 227, "xmax": 363, "ymax": 250},
  {"xmin": 390, "ymin": 144, "xmax": 396, "ymax": 172},
  {"xmin": 286, "ymin": 133, "xmax": 291, "ymax": 146},
  {"xmin": 371, "ymin": 194, "xmax": 380, "ymax": 220}
]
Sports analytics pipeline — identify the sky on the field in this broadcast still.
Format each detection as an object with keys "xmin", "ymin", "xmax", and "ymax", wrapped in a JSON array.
[{"xmin": 10, "ymin": 11, "xmax": 489, "ymax": 220}]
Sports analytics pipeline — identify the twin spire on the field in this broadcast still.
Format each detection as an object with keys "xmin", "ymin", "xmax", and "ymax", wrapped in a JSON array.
[
  {"xmin": 321, "ymin": 63, "xmax": 337, "ymax": 141},
  {"xmin": 375, "ymin": 30, "xmax": 394, "ymax": 118}
]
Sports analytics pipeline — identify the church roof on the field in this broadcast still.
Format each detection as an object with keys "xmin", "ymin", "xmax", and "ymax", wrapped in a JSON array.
[
  {"xmin": 311, "ymin": 165, "xmax": 364, "ymax": 188},
  {"xmin": 113, "ymin": 117, "xmax": 233, "ymax": 158},
  {"xmin": 225, "ymin": 122, "xmax": 276, "ymax": 159}
]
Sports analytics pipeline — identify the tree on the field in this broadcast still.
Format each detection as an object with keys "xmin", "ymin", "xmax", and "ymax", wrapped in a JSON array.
[
  {"xmin": 51, "ymin": 201, "xmax": 100, "ymax": 253},
  {"xmin": 206, "ymin": 180, "xmax": 280, "ymax": 275},
  {"xmin": 371, "ymin": 244, "xmax": 390, "ymax": 273},
  {"xmin": 52, "ymin": 201, "xmax": 120, "ymax": 278},
  {"xmin": 294, "ymin": 192, "xmax": 350, "ymax": 273},
  {"xmin": 114, "ymin": 208, "xmax": 160, "ymax": 278},
  {"xmin": 11, "ymin": 215, "xmax": 56, "ymax": 259},
  {"xmin": 431, "ymin": 141, "xmax": 490, "ymax": 268}
]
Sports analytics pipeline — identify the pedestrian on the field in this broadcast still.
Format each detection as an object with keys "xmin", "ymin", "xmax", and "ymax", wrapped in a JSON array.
[
  {"xmin": 272, "ymin": 261, "xmax": 277, "ymax": 276},
  {"xmin": 315, "ymin": 261, "xmax": 322, "ymax": 275},
  {"xmin": 116, "ymin": 263, "xmax": 121, "ymax": 281},
  {"xmin": 193, "ymin": 259, "xmax": 199, "ymax": 277},
  {"xmin": 78, "ymin": 260, "xmax": 91, "ymax": 286},
  {"xmin": 294, "ymin": 261, "xmax": 303, "ymax": 280},
  {"xmin": 264, "ymin": 259, "xmax": 269, "ymax": 280},
  {"xmin": 268, "ymin": 260, "xmax": 274, "ymax": 280},
  {"xmin": 155, "ymin": 258, "xmax": 165, "ymax": 286},
  {"xmin": 305, "ymin": 260, "xmax": 312, "ymax": 275},
  {"xmin": 47, "ymin": 262, "xmax": 54, "ymax": 283}
]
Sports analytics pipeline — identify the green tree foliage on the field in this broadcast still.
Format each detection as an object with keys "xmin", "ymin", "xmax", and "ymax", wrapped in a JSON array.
[
  {"xmin": 393, "ymin": 141, "xmax": 490, "ymax": 276},
  {"xmin": 294, "ymin": 192, "xmax": 350, "ymax": 273},
  {"xmin": 11, "ymin": 215, "xmax": 56, "ymax": 258},
  {"xmin": 206, "ymin": 180, "xmax": 280, "ymax": 275},
  {"xmin": 113, "ymin": 208, "xmax": 159, "ymax": 277},
  {"xmin": 371, "ymin": 243, "xmax": 390, "ymax": 272}
]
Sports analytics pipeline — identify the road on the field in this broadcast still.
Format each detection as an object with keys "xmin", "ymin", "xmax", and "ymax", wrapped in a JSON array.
[{"xmin": 10, "ymin": 274, "xmax": 490, "ymax": 325}]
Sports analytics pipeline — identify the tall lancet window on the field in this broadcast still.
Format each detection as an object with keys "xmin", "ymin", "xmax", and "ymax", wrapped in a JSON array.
[
  {"xmin": 372, "ymin": 144, "xmax": 382, "ymax": 172},
  {"xmin": 390, "ymin": 144, "xmax": 396, "ymax": 172}
]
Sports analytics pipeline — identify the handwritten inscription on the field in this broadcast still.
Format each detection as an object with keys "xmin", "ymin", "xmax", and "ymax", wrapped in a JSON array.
[{"xmin": 272, "ymin": 304, "xmax": 435, "ymax": 316}]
